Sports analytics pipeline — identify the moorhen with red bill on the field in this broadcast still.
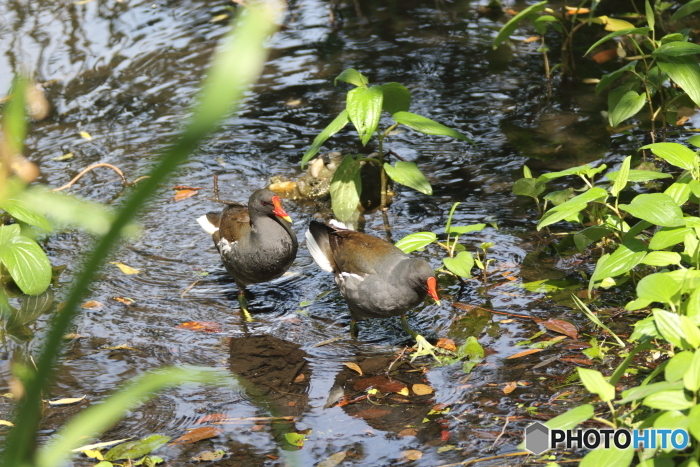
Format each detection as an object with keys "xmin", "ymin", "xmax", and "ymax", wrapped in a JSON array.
[
  {"xmin": 306, "ymin": 220, "xmax": 444, "ymax": 360},
  {"xmin": 197, "ymin": 189, "xmax": 298, "ymax": 320}
]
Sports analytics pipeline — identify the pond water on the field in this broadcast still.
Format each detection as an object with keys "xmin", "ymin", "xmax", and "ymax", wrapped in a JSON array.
[{"xmin": 1, "ymin": 0, "xmax": 698, "ymax": 465}]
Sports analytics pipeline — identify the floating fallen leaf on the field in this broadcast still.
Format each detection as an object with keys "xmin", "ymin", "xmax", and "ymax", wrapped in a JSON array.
[
  {"xmin": 81, "ymin": 449, "xmax": 103, "ymax": 460},
  {"xmin": 314, "ymin": 336, "xmax": 344, "ymax": 347},
  {"xmin": 531, "ymin": 335, "xmax": 568, "ymax": 349},
  {"xmin": 397, "ymin": 387, "xmax": 410, "ymax": 396},
  {"xmin": 195, "ymin": 413, "xmax": 227, "ymax": 424},
  {"xmin": 171, "ymin": 426, "xmax": 222, "ymax": 445},
  {"xmin": 81, "ymin": 300, "xmax": 104, "ymax": 310},
  {"xmin": 251, "ymin": 424, "xmax": 265, "ymax": 432},
  {"xmin": 192, "ymin": 450, "xmax": 226, "ymax": 462},
  {"xmin": 172, "ymin": 185, "xmax": 203, "ymax": 190},
  {"xmin": 353, "ymin": 375, "xmax": 407, "ymax": 394},
  {"xmin": 566, "ymin": 6, "xmax": 590, "ymax": 14},
  {"xmin": 503, "ymin": 381, "xmax": 517, "ymax": 394},
  {"xmin": 523, "ymin": 36, "xmax": 540, "ymax": 43},
  {"xmin": 505, "ymin": 8, "xmax": 517, "ymax": 15},
  {"xmin": 412, "ymin": 384, "xmax": 434, "ymax": 396},
  {"xmin": 48, "ymin": 395, "xmax": 86, "ymax": 406},
  {"xmin": 351, "ymin": 408, "xmax": 391, "ymax": 420},
  {"xmin": 398, "ymin": 428, "xmax": 418, "ymax": 437},
  {"xmin": 293, "ymin": 373, "xmax": 305, "ymax": 383},
  {"xmin": 105, "ymin": 434, "xmax": 170, "ymax": 461},
  {"xmin": 436, "ymin": 338, "xmax": 456, "ymax": 352},
  {"xmin": 500, "ymin": 271, "xmax": 518, "ymax": 281},
  {"xmin": 500, "ymin": 319, "xmax": 514, "ymax": 323},
  {"xmin": 53, "ymin": 152, "xmax": 74, "ymax": 161},
  {"xmin": 401, "ymin": 450, "xmax": 423, "ymax": 461},
  {"xmin": 677, "ymin": 116, "xmax": 690, "ymax": 126},
  {"xmin": 73, "ymin": 0, "xmax": 95, "ymax": 4},
  {"xmin": 63, "ymin": 333, "xmax": 85, "ymax": 339},
  {"xmin": 176, "ymin": 321, "xmax": 222, "ymax": 333},
  {"xmin": 582, "ymin": 78, "xmax": 600, "ymax": 84},
  {"xmin": 72, "ymin": 438, "xmax": 132, "ymax": 452},
  {"xmin": 0, "ymin": 420, "xmax": 14, "ymax": 427},
  {"xmin": 343, "ymin": 362, "xmax": 363, "ymax": 375},
  {"xmin": 210, "ymin": 13, "xmax": 229, "ymax": 22},
  {"xmin": 543, "ymin": 319, "xmax": 579, "ymax": 339},
  {"xmin": 285, "ymin": 99, "xmax": 302, "ymax": 106},
  {"xmin": 318, "ymin": 451, "xmax": 347, "ymax": 467},
  {"xmin": 452, "ymin": 302, "xmax": 476, "ymax": 312},
  {"xmin": 560, "ymin": 357, "xmax": 594, "ymax": 366},
  {"xmin": 109, "ymin": 262, "xmax": 139, "ymax": 275},
  {"xmin": 174, "ymin": 189, "xmax": 198, "ymax": 201},
  {"xmin": 507, "ymin": 348, "xmax": 544, "ymax": 359},
  {"xmin": 103, "ymin": 344, "xmax": 137, "ymax": 350},
  {"xmin": 79, "ymin": 131, "xmax": 92, "ymax": 141},
  {"xmin": 113, "ymin": 297, "xmax": 135, "ymax": 306},
  {"xmin": 592, "ymin": 48, "xmax": 617, "ymax": 64},
  {"xmin": 284, "ymin": 432, "xmax": 307, "ymax": 447}
]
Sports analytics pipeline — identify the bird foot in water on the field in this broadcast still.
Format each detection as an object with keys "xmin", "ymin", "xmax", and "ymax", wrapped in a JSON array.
[
  {"xmin": 238, "ymin": 293, "xmax": 254, "ymax": 322},
  {"xmin": 410, "ymin": 335, "xmax": 454, "ymax": 363}
]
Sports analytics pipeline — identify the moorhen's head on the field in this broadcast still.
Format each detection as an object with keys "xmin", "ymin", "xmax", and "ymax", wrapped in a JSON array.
[
  {"xmin": 404, "ymin": 259, "xmax": 440, "ymax": 305},
  {"xmin": 249, "ymin": 189, "xmax": 292, "ymax": 223}
]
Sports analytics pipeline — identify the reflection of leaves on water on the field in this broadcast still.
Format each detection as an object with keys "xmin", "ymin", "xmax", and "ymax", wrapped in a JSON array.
[{"xmin": 5, "ymin": 288, "xmax": 54, "ymax": 341}]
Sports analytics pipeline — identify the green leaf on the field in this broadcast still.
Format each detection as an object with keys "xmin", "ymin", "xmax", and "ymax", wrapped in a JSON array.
[
  {"xmin": 653, "ymin": 42, "xmax": 700, "ymax": 58},
  {"xmin": 611, "ymin": 156, "xmax": 631, "ymax": 198},
  {"xmin": 585, "ymin": 27, "xmax": 650, "ymax": 56},
  {"xmin": 574, "ymin": 226, "xmax": 613, "ymax": 251},
  {"xmin": 657, "ymin": 58, "xmax": 700, "ymax": 107},
  {"xmin": 688, "ymin": 287, "xmax": 700, "ymax": 323},
  {"xmin": 0, "ymin": 226, "xmax": 52, "ymax": 295},
  {"xmin": 447, "ymin": 224, "xmax": 486, "ymax": 235},
  {"xmin": 643, "ymin": 389, "xmax": 695, "ymax": 410},
  {"xmin": 688, "ymin": 135, "xmax": 700, "ymax": 148},
  {"xmin": 672, "ymin": 0, "xmax": 700, "ymax": 21},
  {"xmin": 492, "ymin": 1, "xmax": 548, "ymax": 47},
  {"xmin": 650, "ymin": 226, "xmax": 693, "ymax": 250},
  {"xmin": 443, "ymin": 251, "xmax": 475, "ymax": 278},
  {"xmin": 591, "ymin": 239, "xmax": 647, "ymax": 282},
  {"xmin": 596, "ymin": 61, "xmax": 638, "ymax": 95},
  {"xmin": 618, "ymin": 380, "xmax": 684, "ymax": 404},
  {"xmin": 637, "ymin": 274, "xmax": 682, "ymax": 308},
  {"xmin": 334, "ymin": 68, "xmax": 369, "ymax": 87},
  {"xmin": 0, "ymin": 199, "xmax": 52, "ymax": 231},
  {"xmin": 544, "ymin": 404, "xmax": 594, "ymax": 430},
  {"xmin": 395, "ymin": 232, "xmax": 437, "ymax": 253},
  {"xmin": 392, "ymin": 111, "xmax": 473, "ymax": 143},
  {"xmin": 642, "ymin": 251, "xmax": 682, "ymax": 267},
  {"xmin": 578, "ymin": 368, "xmax": 615, "ymax": 402},
  {"xmin": 301, "ymin": 110, "xmax": 349, "ymax": 167},
  {"xmin": 655, "ymin": 308, "xmax": 689, "ymax": 348},
  {"xmin": 609, "ymin": 91, "xmax": 646, "ymax": 127},
  {"xmin": 383, "ymin": 161, "xmax": 432, "ymax": 195},
  {"xmin": 606, "ymin": 169, "xmax": 671, "ymax": 183},
  {"xmin": 378, "ymin": 82, "xmax": 411, "ymax": 115},
  {"xmin": 105, "ymin": 435, "xmax": 170, "ymax": 461},
  {"xmin": 512, "ymin": 177, "xmax": 546, "ymax": 198},
  {"xmin": 538, "ymin": 187, "xmax": 608, "ymax": 230},
  {"xmin": 580, "ymin": 447, "xmax": 635, "ymax": 467},
  {"xmin": 689, "ymin": 404, "xmax": 700, "ymax": 442},
  {"xmin": 619, "ymin": 193, "xmax": 685, "ymax": 227},
  {"xmin": 641, "ymin": 142, "xmax": 697, "ymax": 171},
  {"xmin": 665, "ymin": 181, "xmax": 692, "ymax": 205},
  {"xmin": 686, "ymin": 349, "xmax": 700, "ymax": 391},
  {"xmin": 665, "ymin": 351, "xmax": 693, "ymax": 382},
  {"xmin": 645, "ymin": 0, "xmax": 655, "ymax": 30},
  {"xmin": 347, "ymin": 86, "xmax": 383, "ymax": 146},
  {"xmin": 329, "ymin": 155, "xmax": 362, "ymax": 224}
]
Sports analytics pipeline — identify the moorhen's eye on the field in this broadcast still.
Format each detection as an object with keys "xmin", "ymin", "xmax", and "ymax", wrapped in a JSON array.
[{"xmin": 261, "ymin": 201, "xmax": 270, "ymax": 206}]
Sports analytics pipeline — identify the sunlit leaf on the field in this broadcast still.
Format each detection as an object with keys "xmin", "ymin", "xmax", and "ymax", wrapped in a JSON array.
[
  {"xmin": 104, "ymin": 435, "xmax": 170, "ymax": 461},
  {"xmin": 590, "ymin": 239, "xmax": 646, "ymax": 282},
  {"xmin": 412, "ymin": 384, "xmax": 433, "ymax": 396},
  {"xmin": 346, "ymin": 86, "xmax": 383, "ymax": 145},
  {"xmin": 585, "ymin": 27, "xmax": 650, "ymax": 56},
  {"xmin": 329, "ymin": 155, "xmax": 362, "ymax": 224},
  {"xmin": 171, "ymin": 426, "xmax": 222, "ymax": 445},
  {"xmin": 657, "ymin": 58, "xmax": 700, "ymax": 107},
  {"xmin": 109, "ymin": 262, "xmax": 140, "ymax": 275},
  {"xmin": 79, "ymin": 131, "xmax": 92, "ymax": 141},
  {"xmin": 672, "ymin": 0, "xmax": 700, "ymax": 21},
  {"xmin": 620, "ymin": 193, "xmax": 684, "ymax": 227},
  {"xmin": 334, "ymin": 68, "xmax": 369, "ymax": 87},
  {"xmin": 492, "ymin": 1, "xmax": 548, "ymax": 47},
  {"xmin": 653, "ymin": 42, "xmax": 700, "ymax": 58},
  {"xmin": 609, "ymin": 90, "xmax": 646, "ymax": 127},
  {"xmin": 48, "ymin": 396, "xmax": 86, "ymax": 406},
  {"xmin": 443, "ymin": 251, "xmax": 474, "ymax": 278},
  {"xmin": 610, "ymin": 156, "xmax": 631, "ymax": 198},
  {"xmin": 578, "ymin": 368, "xmax": 615, "ymax": 401},
  {"xmin": 0, "ymin": 198, "xmax": 52, "ymax": 231},
  {"xmin": 383, "ymin": 161, "xmax": 432, "ymax": 195},
  {"xmin": 580, "ymin": 447, "xmax": 635, "ymax": 467},
  {"xmin": 641, "ymin": 142, "xmax": 697, "ymax": 171},
  {"xmin": 0, "ymin": 224, "xmax": 52, "ymax": 295},
  {"xmin": 395, "ymin": 231, "xmax": 436, "ymax": 253},
  {"xmin": 392, "ymin": 111, "xmax": 473, "ymax": 143},
  {"xmin": 596, "ymin": 61, "xmax": 638, "ymax": 95},
  {"xmin": 301, "ymin": 110, "xmax": 350, "ymax": 167}
]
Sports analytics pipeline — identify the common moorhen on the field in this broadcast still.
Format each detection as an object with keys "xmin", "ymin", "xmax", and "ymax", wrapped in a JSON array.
[
  {"xmin": 306, "ymin": 220, "xmax": 442, "ymax": 359},
  {"xmin": 197, "ymin": 189, "xmax": 298, "ymax": 320}
]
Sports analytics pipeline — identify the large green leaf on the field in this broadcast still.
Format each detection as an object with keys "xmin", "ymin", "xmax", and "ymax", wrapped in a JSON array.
[
  {"xmin": 637, "ymin": 273, "xmax": 682, "ymax": 308},
  {"xmin": 392, "ymin": 111, "xmax": 473, "ymax": 143},
  {"xmin": 641, "ymin": 142, "xmax": 697, "ymax": 171},
  {"xmin": 443, "ymin": 251, "xmax": 475, "ymax": 278},
  {"xmin": 666, "ymin": 351, "xmax": 694, "ymax": 382},
  {"xmin": 649, "ymin": 226, "xmax": 693, "ymax": 250},
  {"xmin": 609, "ymin": 90, "xmax": 646, "ymax": 127},
  {"xmin": 580, "ymin": 448, "xmax": 635, "ymax": 467},
  {"xmin": 544, "ymin": 404, "xmax": 594, "ymax": 430},
  {"xmin": 395, "ymin": 232, "xmax": 437, "ymax": 253},
  {"xmin": 596, "ymin": 61, "xmax": 637, "ymax": 95},
  {"xmin": 329, "ymin": 155, "xmax": 362, "ymax": 224},
  {"xmin": 618, "ymin": 380, "xmax": 684, "ymax": 403},
  {"xmin": 672, "ymin": 0, "xmax": 700, "ymax": 20},
  {"xmin": 657, "ymin": 58, "xmax": 700, "ymax": 107},
  {"xmin": 606, "ymin": 169, "xmax": 671, "ymax": 183},
  {"xmin": 653, "ymin": 42, "xmax": 700, "ymax": 58},
  {"xmin": 512, "ymin": 177, "xmax": 546, "ymax": 198},
  {"xmin": 642, "ymin": 251, "xmax": 682, "ymax": 267},
  {"xmin": 334, "ymin": 68, "xmax": 369, "ymax": 87},
  {"xmin": 585, "ymin": 27, "xmax": 650, "ymax": 56},
  {"xmin": 643, "ymin": 389, "xmax": 695, "ymax": 410},
  {"xmin": 591, "ymin": 239, "xmax": 647, "ymax": 282},
  {"xmin": 578, "ymin": 368, "xmax": 615, "ymax": 401},
  {"xmin": 105, "ymin": 434, "xmax": 170, "ymax": 461},
  {"xmin": 378, "ymin": 82, "xmax": 410, "ymax": 115},
  {"xmin": 611, "ymin": 156, "xmax": 631, "ymax": 198},
  {"xmin": 655, "ymin": 308, "xmax": 689, "ymax": 349},
  {"xmin": 537, "ymin": 187, "xmax": 608, "ymax": 230},
  {"xmin": 492, "ymin": 1, "xmax": 548, "ymax": 47},
  {"xmin": 0, "ymin": 225, "xmax": 51, "ymax": 295},
  {"xmin": 383, "ymin": 161, "xmax": 432, "ymax": 195},
  {"xmin": 619, "ymin": 193, "xmax": 685, "ymax": 227},
  {"xmin": 301, "ymin": 110, "xmax": 349, "ymax": 167},
  {"xmin": 0, "ymin": 198, "xmax": 52, "ymax": 231},
  {"xmin": 685, "ymin": 350, "xmax": 700, "ymax": 392},
  {"xmin": 347, "ymin": 86, "xmax": 383, "ymax": 146}
]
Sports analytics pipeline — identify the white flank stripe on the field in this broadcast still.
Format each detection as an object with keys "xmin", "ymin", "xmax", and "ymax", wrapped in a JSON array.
[
  {"xmin": 197, "ymin": 215, "xmax": 219, "ymax": 235},
  {"xmin": 305, "ymin": 228, "xmax": 334, "ymax": 272}
]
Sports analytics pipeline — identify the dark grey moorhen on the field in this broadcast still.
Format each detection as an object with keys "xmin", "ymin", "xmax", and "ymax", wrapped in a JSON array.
[
  {"xmin": 197, "ymin": 189, "xmax": 298, "ymax": 320},
  {"xmin": 306, "ymin": 220, "xmax": 442, "ymax": 359}
]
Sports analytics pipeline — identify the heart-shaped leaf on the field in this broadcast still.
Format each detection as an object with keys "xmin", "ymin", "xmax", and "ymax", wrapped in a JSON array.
[
  {"xmin": 0, "ymin": 225, "xmax": 51, "ymax": 295},
  {"xmin": 378, "ymin": 82, "xmax": 410, "ymax": 115},
  {"xmin": 443, "ymin": 251, "xmax": 475, "ymax": 278}
]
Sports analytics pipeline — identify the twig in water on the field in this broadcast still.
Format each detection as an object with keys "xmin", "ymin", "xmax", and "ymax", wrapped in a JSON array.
[{"xmin": 51, "ymin": 163, "xmax": 149, "ymax": 191}]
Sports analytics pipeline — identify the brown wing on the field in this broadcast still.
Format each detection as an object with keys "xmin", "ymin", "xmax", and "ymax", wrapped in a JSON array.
[
  {"xmin": 329, "ymin": 229, "xmax": 404, "ymax": 276},
  {"xmin": 218, "ymin": 204, "xmax": 250, "ymax": 243}
]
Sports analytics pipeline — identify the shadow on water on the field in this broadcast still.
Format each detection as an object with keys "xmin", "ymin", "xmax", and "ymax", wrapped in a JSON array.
[{"xmin": 1, "ymin": 0, "xmax": 698, "ymax": 464}]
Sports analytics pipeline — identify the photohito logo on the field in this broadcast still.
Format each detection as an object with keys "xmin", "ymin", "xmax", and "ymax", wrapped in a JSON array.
[{"xmin": 524, "ymin": 422, "xmax": 690, "ymax": 454}]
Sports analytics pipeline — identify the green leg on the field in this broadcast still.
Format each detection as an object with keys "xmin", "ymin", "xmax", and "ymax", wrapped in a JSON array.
[
  {"xmin": 350, "ymin": 320, "xmax": 359, "ymax": 339},
  {"xmin": 238, "ymin": 290, "xmax": 253, "ymax": 322},
  {"xmin": 401, "ymin": 314, "xmax": 441, "ymax": 362}
]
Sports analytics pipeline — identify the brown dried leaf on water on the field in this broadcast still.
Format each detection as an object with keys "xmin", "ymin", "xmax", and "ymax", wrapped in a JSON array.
[
  {"xmin": 677, "ymin": 116, "xmax": 690, "ymax": 126},
  {"xmin": 52, "ymin": 152, "xmax": 74, "ymax": 161},
  {"xmin": 48, "ymin": 395, "xmax": 86, "ymax": 406},
  {"xmin": 353, "ymin": 375, "xmax": 406, "ymax": 394},
  {"xmin": 79, "ymin": 131, "xmax": 92, "ymax": 141},
  {"xmin": 401, "ymin": 450, "xmax": 423, "ymax": 461},
  {"xmin": 0, "ymin": 420, "xmax": 14, "ymax": 427},
  {"xmin": 543, "ymin": 319, "xmax": 579, "ymax": 339},
  {"xmin": 343, "ymin": 362, "xmax": 363, "ymax": 375},
  {"xmin": 251, "ymin": 424, "xmax": 265, "ymax": 432},
  {"xmin": 192, "ymin": 450, "xmax": 225, "ymax": 462},
  {"xmin": 397, "ymin": 387, "xmax": 409, "ymax": 396},
  {"xmin": 530, "ymin": 315, "xmax": 544, "ymax": 325},
  {"xmin": 113, "ymin": 297, "xmax": 135, "ymax": 306},
  {"xmin": 452, "ymin": 302, "xmax": 475, "ymax": 312},
  {"xmin": 503, "ymin": 381, "xmax": 517, "ymax": 394},
  {"xmin": 351, "ymin": 408, "xmax": 391, "ymax": 420},
  {"xmin": 412, "ymin": 384, "xmax": 434, "ymax": 396},
  {"xmin": 523, "ymin": 36, "xmax": 540, "ymax": 43},
  {"xmin": 507, "ymin": 348, "xmax": 544, "ymax": 359},
  {"xmin": 171, "ymin": 426, "xmax": 222, "ymax": 445},
  {"xmin": 592, "ymin": 48, "xmax": 617, "ymax": 64},
  {"xmin": 436, "ymin": 338, "xmax": 456, "ymax": 352},
  {"xmin": 172, "ymin": 185, "xmax": 204, "ymax": 191},
  {"xmin": 398, "ymin": 428, "xmax": 417, "ymax": 437},
  {"xmin": 176, "ymin": 321, "xmax": 222, "ymax": 333},
  {"xmin": 110, "ymin": 262, "xmax": 139, "ymax": 275},
  {"xmin": 174, "ymin": 189, "xmax": 199, "ymax": 201},
  {"xmin": 560, "ymin": 357, "xmax": 594, "ymax": 366},
  {"xmin": 210, "ymin": 13, "xmax": 229, "ymax": 22},
  {"xmin": 317, "ymin": 451, "xmax": 347, "ymax": 467},
  {"xmin": 81, "ymin": 300, "xmax": 104, "ymax": 310},
  {"xmin": 195, "ymin": 413, "xmax": 227, "ymax": 424},
  {"xmin": 293, "ymin": 373, "xmax": 305, "ymax": 383},
  {"xmin": 285, "ymin": 99, "xmax": 302, "ymax": 107}
]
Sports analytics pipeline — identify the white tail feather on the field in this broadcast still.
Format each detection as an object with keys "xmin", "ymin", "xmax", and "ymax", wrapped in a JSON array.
[
  {"xmin": 328, "ymin": 219, "xmax": 350, "ymax": 230},
  {"xmin": 197, "ymin": 215, "xmax": 219, "ymax": 235},
  {"xmin": 305, "ymin": 228, "xmax": 334, "ymax": 272}
]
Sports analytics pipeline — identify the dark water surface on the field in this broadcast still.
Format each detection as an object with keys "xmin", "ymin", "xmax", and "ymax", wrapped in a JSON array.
[{"xmin": 2, "ymin": 0, "xmax": 698, "ymax": 465}]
